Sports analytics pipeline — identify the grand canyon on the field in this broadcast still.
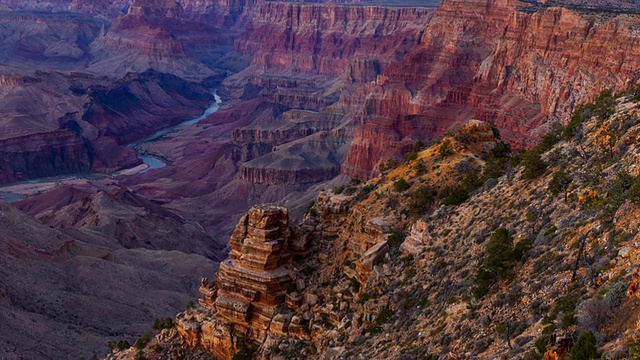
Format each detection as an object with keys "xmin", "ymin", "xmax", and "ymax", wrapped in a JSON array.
[{"xmin": 2, "ymin": 0, "xmax": 640, "ymax": 359}]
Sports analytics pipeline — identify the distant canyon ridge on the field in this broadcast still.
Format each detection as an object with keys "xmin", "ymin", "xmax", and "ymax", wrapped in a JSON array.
[{"xmin": 1, "ymin": 0, "xmax": 640, "ymax": 358}]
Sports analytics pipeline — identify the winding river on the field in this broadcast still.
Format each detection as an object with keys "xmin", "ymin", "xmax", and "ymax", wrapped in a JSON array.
[
  {"xmin": 133, "ymin": 89, "xmax": 222, "ymax": 173},
  {"xmin": 0, "ymin": 90, "xmax": 222, "ymax": 201}
]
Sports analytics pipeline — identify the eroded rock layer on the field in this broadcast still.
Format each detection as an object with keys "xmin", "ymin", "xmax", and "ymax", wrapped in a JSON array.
[
  {"xmin": 342, "ymin": 0, "xmax": 640, "ymax": 178},
  {"xmin": 176, "ymin": 205, "xmax": 307, "ymax": 360}
]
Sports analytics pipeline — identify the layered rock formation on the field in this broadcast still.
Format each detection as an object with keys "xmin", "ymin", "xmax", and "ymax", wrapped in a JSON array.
[
  {"xmin": 342, "ymin": 0, "xmax": 640, "ymax": 178},
  {"xmin": 237, "ymin": 2, "xmax": 434, "ymax": 76},
  {"xmin": 176, "ymin": 205, "xmax": 307, "ymax": 359},
  {"xmin": 0, "ymin": 130, "xmax": 92, "ymax": 184},
  {"xmin": 88, "ymin": 0, "xmax": 215, "ymax": 79},
  {"xmin": 133, "ymin": 93, "xmax": 640, "ymax": 359},
  {"xmin": 0, "ymin": 69, "xmax": 213, "ymax": 184}
]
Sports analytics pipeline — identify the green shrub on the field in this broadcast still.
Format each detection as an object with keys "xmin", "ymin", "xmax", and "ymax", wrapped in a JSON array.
[
  {"xmin": 533, "ymin": 132, "xmax": 560, "ymax": 155},
  {"xmin": 535, "ymin": 335, "xmax": 550, "ymax": 354},
  {"xmin": 438, "ymin": 139, "xmax": 453, "ymax": 159},
  {"xmin": 117, "ymin": 340, "xmax": 130, "ymax": 351},
  {"xmin": 606, "ymin": 281, "xmax": 627, "ymax": 307},
  {"xmin": 134, "ymin": 332, "xmax": 152, "ymax": 350},
  {"xmin": 414, "ymin": 160, "xmax": 427, "ymax": 175},
  {"xmin": 563, "ymin": 103, "xmax": 595, "ymax": 140},
  {"xmin": 386, "ymin": 229, "xmax": 404, "ymax": 247},
  {"xmin": 628, "ymin": 176, "xmax": 640, "ymax": 204},
  {"xmin": 555, "ymin": 289, "xmax": 579, "ymax": 316},
  {"xmin": 513, "ymin": 237, "xmax": 533, "ymax": 261},
  {"xmin": 492, "ymin": 141, "xmax": 511, "ymax": 158},
  {"xmin": 473, "ymin": 228, "xmax": 515, "ymax": 298},
  {"xmin": 379, "ymin": 159, "xmax": 399, "ymax": 174},
  {"xmin": 375, "ymin": 308, "xmax": 394, "ymax": 325},
  {"xmin": 350, "ymin": 277, "xmax": 361, "ymax": 293},
  {"xmin": 484, "ymin": 156, "xmax": 508, "ymax": 179},
  {"xmin": 407, "ymin": 185, "xmax": 436, "ymax": 215},
  {"xmin": 461, "ymin": 170, "xmax": 483, "ymax": 190},
  {"xmin": 134, "ymin": 349, "xmax": 147, "ymax": 360},
  {"xmin": 560, "ymin": 311, "xmax": 576, "ymax": 329},
  {"xmin": 404, "ymin": 151, "xmax": 418, "ymax": 162},
  {"xmin": 548, "ymin": 170, "xmax": 572, "ymax": 201},
  {"xmin": 593, "ymin": 89, "xmax": 616, "ymax": 121},
  {"xmin": 152, "ymin": 317, "xmax": 174, "ymax": 331},
  {"xmin": 304, "ymin": 201, "xmax": 317, "ymax": 217},
  {"xmin": 286, "ymin": 283, "xmax": 297, "ymax": 294},
  {"xmin": 394, "ymin": 177, "xmax": 411, "ymax": 192},
  {"xmin": 521, "ymin": 152, "xmax": 547, "ymax": 180},
  {"xmin": 302, "ymin": 265, "xmax": 315, "ymax": 276},
  {"xmin": 441, "ymin": 185, "xmax": 468, "ymax": 206},
  {"xmin": 233, "ymin": 337, "xmax": 256, "ymax": 360},
  {"xmin": 570, "ymin": 331, "xmax": 599, "ymax": 360},
  {"xmin": 628, "ymin": 336, "xmax": 640, "ymax": 358}
]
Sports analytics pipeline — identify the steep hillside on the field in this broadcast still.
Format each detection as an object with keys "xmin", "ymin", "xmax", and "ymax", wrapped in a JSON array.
[{"xmin": 124, "ymin": 90, "xmax": 640, "ymax": 359}]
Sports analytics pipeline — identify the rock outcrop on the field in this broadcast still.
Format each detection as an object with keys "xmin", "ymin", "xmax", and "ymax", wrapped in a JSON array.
[{"xmin": 176, "ymin": 205, "xmax": 307, "ymax": 360}]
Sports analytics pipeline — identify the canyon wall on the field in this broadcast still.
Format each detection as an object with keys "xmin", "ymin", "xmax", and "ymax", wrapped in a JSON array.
[
  {"xmin": 213, "ymin": 1, "xmax": 435, "ymax": 186},
  {"xmin": 0, "ymin": 70, "xmax": 213, "ymax": 184},
  {"xmin": 342, "ymin": 0, "xmax": 640, "ymax": 178},
  {"xmin": 237, "ymin": 2, "xmax": 433, "ymax": 76},
  {"xmin": 0, "ymin": 130, "xmax": 92, "ymax": 184}
]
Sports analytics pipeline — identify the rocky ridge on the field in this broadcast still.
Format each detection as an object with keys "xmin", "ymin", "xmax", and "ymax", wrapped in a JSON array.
[{"xmin": 126, "ymin": 93, "xmax": 640, "ymax": 358}]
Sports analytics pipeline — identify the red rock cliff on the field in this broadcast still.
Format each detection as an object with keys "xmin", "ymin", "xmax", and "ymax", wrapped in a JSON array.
[
  {"xmin": 343, "ymin": 0, "xmax": 640, "ymax": 178},
  {"xmin": 236, "ymin": 1, "xmax": 433, "ymax": 77}
]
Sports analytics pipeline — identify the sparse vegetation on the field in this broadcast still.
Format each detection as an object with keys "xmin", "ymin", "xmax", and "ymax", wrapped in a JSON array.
[
  {"xmin": 107, "ymin": 340, "xmax": 131, "ymax": 352},
  {"xmin": 606, "ymin": 280, "xmax": 627, "ymax": 307},
  {"xmin": 152, "ymin": 317, "xmax": 174, "ymax": 331},
  {"xmin": 386, "ymin": 229, "xmax": 404, "ymax": 247},
  {"xmin": 379, "ymin": 159, "xmax": 399, "ymax": 174},
  {"xmin": 438, "ymin": 138, "xmax": 453, "ymax": 159},
  {"xmin": 474, "ymin": 228, "xmax": 515, "ymax": 298},
  {"xmin": 134, "ymin": 332, "xmax": 153, "ymax": 350},
  {"xmin": 521, "ymin": 152, "xmax": 547, "ymax": 180},
  {"xmin": 548, "ymin": 170, "xmax": 572, "ymax": 201},
  {"xmin": 404, "ymin": 140, "xmax": 425, "ymax": 163},
  {"xmin": 304, "ymin": 200, "xmax": 318, "ymax": 217},
  {"xmin": 375, "ymin": 308, "xmax": 394, "ymax": 325},
  {"xmin": 393, "ymin": 177, "xmax": 411, "ymax": 192},
  {"xmin": 232, "ymin": 337, "xmax": 256, "ymax": 360},
  {"xmin": 570, "ymin": 331, "xmax": 599, "ymax": 360},
  {"xmin": 100, "ymin": 87, "xmax": 640, "ymax": 359},
  {"xmin": 441, "ymin": 170, "xmax": 483, "ymax": 206},
  {"xmin": 407, "ymin": 184, "xmax": 436, "ymax": 215}
]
